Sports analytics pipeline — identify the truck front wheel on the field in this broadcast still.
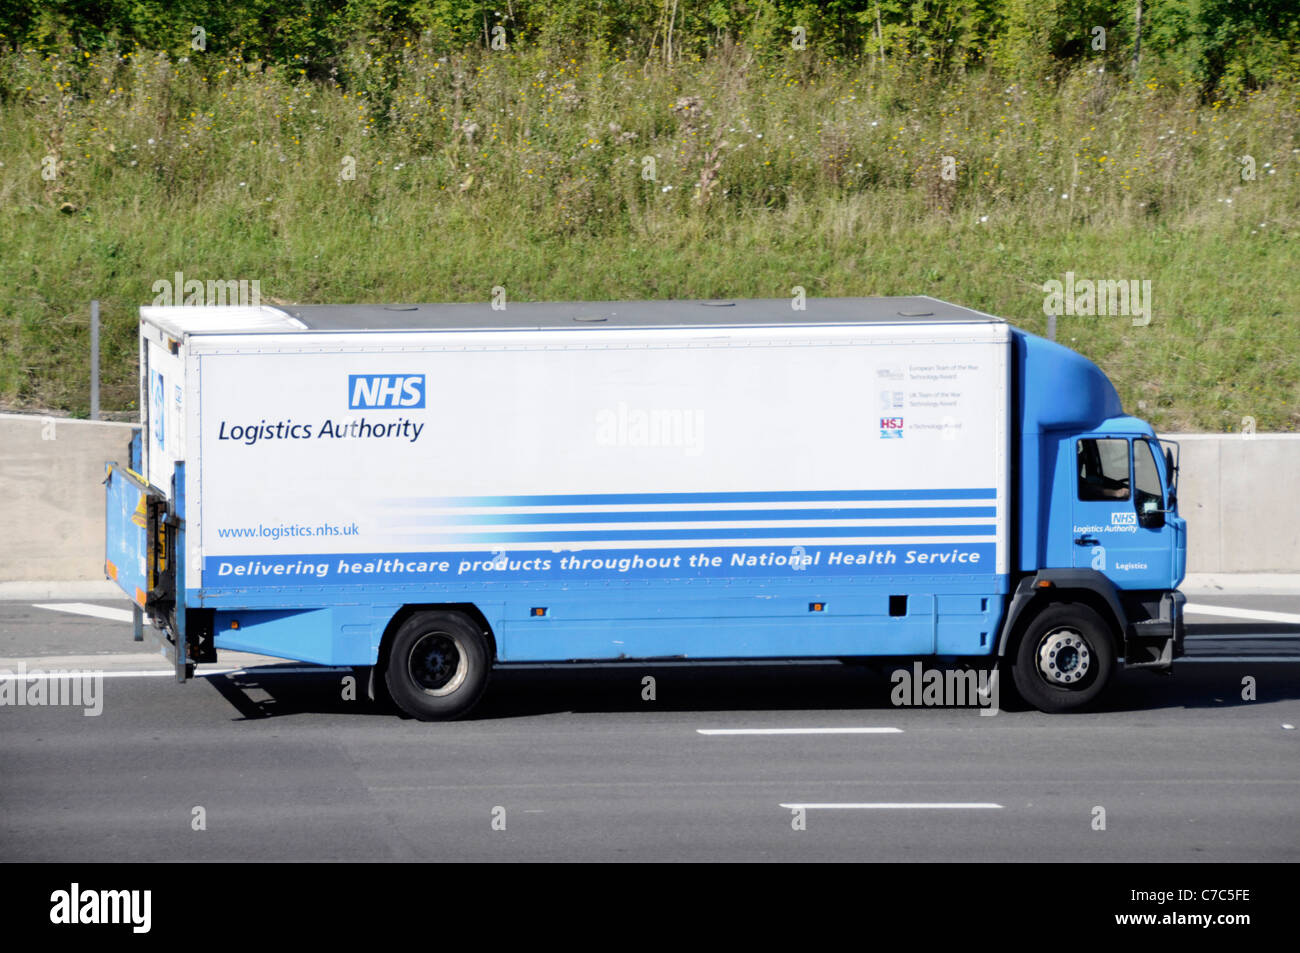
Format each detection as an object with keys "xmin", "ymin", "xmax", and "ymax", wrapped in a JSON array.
[
  {"xmin": 384, "ymin": 611, "xmax": 491, "ymax": 720},
  {"xmin": 1010, "ymin": 603, "xmax": 1115, "ymax": 713}
]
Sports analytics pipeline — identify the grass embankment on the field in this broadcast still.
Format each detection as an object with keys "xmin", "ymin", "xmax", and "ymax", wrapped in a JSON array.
[{"xmin": 1, "ymin": 44, "xmax": 1296, "ymax": 430}]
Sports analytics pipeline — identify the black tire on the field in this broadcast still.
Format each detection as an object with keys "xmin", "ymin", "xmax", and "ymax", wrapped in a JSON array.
[
  {"xmin": 1009, "ymin": 603, "xmax": 1115, "ymax": 713},
  {"xmin": 383, "ymin": 611, "xmax": 491, "ymax": 720}
]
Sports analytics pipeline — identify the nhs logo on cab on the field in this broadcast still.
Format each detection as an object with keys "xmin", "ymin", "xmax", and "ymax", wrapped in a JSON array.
[{"xmin": 348, "ymin": 374, "xmax": 426, "ymax": 409}]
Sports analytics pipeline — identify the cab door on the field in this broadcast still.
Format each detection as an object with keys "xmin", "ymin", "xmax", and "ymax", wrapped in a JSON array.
[{"xmin": 1070, "ymin": 436, "xmax": 1174, "ymax": 590}]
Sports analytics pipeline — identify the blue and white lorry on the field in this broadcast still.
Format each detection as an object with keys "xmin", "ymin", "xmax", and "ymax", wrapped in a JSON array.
[{"xmin": 104, "ymin": 297, "xmax": 1186, "ymax": 717}]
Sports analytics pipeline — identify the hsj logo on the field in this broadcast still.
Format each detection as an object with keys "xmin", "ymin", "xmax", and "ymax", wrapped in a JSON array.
[
  {"xmin": 880, "ymin": 416, "xmax": 904, "ymax": 439},
  {"xmin": 348, "ymin": 374, "xmax": 425, "ymax": 409}
]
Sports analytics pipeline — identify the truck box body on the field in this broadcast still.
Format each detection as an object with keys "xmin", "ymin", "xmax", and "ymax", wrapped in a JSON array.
[{"xmin": 106, "ymin": 297, "xmax": 1186, "ymax": 714}]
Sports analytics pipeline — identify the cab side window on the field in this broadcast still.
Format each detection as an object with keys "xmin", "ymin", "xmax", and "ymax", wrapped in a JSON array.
[{"xmin": 1077, "ymin": 438, "xmax": 1130, "ymax": 501}]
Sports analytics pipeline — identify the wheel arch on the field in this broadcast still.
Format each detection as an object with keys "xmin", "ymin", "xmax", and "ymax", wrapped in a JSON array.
[
  {"xmin": 377, "ymin": 602, "xmax": 498, "ymax": 677},
  {"xmin": 997, "ymin": 570, "xmax": 1127, "ymax": 660}
]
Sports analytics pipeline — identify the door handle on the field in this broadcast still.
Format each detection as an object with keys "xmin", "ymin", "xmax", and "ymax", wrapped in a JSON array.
[{"xmin": 1075, "ymin": 535, "xmax": 1099, "ymax": 546}]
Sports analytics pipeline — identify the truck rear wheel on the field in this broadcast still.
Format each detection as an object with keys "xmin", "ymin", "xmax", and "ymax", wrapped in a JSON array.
[
  {"xmin": 1010, "ymin": 603, "xmax": 1115, "ymax": 713},
  {"xmin": 384, "ymin": 611, "xmax": 491, "ymax": 720}
]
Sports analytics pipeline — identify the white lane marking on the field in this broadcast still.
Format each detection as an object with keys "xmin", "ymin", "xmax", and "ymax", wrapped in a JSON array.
[
  {"xmin": 0, "ymin": 669, "xmax": 229, "ymax": 680},
  {"xmin": 0, "ymin": 666, "xmax": 354, "ymax": 681},
  {"xmin": 1184, "ymin": 603, "xmax": 1300, "ymax": 625},
  {"xmin": 1178, "ymin": 657, "xmax": 1300, "ymax": 663},
  {"xmin": 32, "ymin": 602, "xmax": 135, "ymax": 623},
  {"xmin": 199, "ymin": 667, "xmax": 353, "ymax": 676},
  {"xmin": 780, "ymin": 802, "xmax": 1003, "ymax": 810},
  {"xmin": 698, "ymin": 727, "xmax": 902, "ymax": 735},
  {"xmin": 1184, "ymin": 634, "xmax": 1282, "ymax": 639}
]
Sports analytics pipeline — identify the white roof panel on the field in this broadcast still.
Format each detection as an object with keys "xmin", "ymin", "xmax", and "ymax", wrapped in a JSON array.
[
  {"xmin": 141, "ymin": 297, "xmax": 1004, "ymax": 336},
  {"xmin": 139, "ymin": 306, "xmax": 305, "ymax": 337}
]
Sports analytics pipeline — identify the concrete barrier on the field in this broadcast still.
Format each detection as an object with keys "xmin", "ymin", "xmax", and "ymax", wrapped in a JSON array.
[
  {"xmin": 0, "ymin": 414, "xmax": 1296, "ymax": 581},
  {"xmin": 1169, "ymin": 434, "xmax": 1300, "ymax": 573},
  {"xmin": 0, "ymin": 413, "xmax": 137, "ymax": 582}
]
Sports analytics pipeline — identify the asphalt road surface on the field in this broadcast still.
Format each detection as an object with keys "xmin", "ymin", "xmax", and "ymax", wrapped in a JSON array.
[{"xmin": 1, "ymin": 596, "xmax": 1297, "ymax": 862}]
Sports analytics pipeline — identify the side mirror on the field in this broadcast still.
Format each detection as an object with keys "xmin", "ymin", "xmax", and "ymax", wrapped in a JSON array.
[{"xmin": 1138, "ymin": 499, "xmax": 1166, "ymax": 530}]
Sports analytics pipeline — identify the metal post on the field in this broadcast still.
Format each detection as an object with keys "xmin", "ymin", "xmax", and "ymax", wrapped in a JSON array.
[
  {"xmin": 1133, "ymin": 0, "xmax": 1143, "ymax": 75},
  {"xmin": 133, "ymin": 604, "xmax": 143, "ymax": 642},
  {"xmin": 90, "ymin": 300, "xmax": 100, "ymax": 420}
]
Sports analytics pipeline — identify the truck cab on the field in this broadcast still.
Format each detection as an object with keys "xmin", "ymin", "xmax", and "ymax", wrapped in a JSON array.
[{"xmin": 1000, "ymin": 329, "xmax": 1186, "ymax": 710}]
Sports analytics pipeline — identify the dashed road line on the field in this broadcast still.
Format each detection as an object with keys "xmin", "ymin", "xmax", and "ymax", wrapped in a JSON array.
[
  {"xmin": 698, "ymin": 727, "xmax": 902, "ymax": 736},
  {"xmin": 781, "ymin": 802, "xmax": 1003, "ymax": 810},
  {"xmin": 0, "ymin": 666, "xmax": 354, "ymax": 681}
]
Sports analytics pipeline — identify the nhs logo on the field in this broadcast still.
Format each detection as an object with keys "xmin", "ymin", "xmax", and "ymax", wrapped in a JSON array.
[{"xmin": 348, "ymin": 374, "xmax": 426, "ymax": 409}]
